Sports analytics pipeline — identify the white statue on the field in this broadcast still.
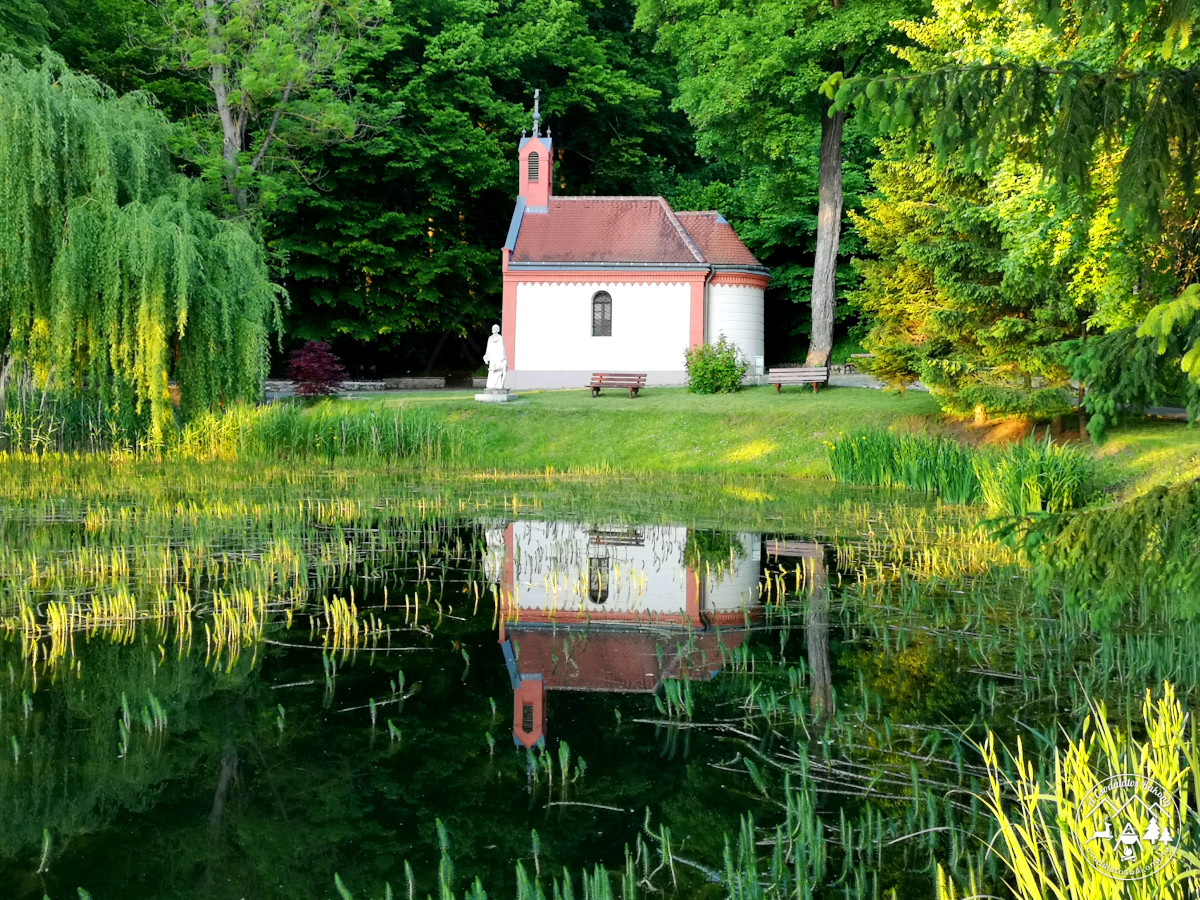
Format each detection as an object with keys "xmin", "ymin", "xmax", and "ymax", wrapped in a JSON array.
[{"xmin": 483, "ymin": 324, "xmax": 507, "ymax": 390}]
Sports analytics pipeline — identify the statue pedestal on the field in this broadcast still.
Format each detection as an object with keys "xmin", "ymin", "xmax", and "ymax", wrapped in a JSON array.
[{"xmin": 475, "ymin": 390, "xmax": 517, "ymax": 403}]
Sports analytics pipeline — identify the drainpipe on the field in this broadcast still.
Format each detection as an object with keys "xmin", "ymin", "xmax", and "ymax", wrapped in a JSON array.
[{"xmin": 703, "ymin": 266, "xmax": 714, "ymax": 345}]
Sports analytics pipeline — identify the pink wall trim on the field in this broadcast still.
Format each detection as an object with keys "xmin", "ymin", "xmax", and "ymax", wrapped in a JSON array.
[
  {"xmin": 711, "ymin": 272, "xmax": 769, "ymax": 289},
  {"xmin": 689, "ymin": 277, "xmax": 706, "ymax": 348},
  {"xmin": 501, "ymin": 252, "xmax": 517, "ymax": 367},
  {"xmin": 685, "ymin": 566, "xmax": 702, "ymax": 621},
  {"xmin": 505, "ymin": 270, "xmax": 708, "ymax": 284}
]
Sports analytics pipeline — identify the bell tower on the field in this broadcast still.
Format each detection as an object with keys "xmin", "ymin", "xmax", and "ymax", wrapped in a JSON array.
[{"xmin": 518, "ymin": 89, "xmax": 552, "ymax": 210}]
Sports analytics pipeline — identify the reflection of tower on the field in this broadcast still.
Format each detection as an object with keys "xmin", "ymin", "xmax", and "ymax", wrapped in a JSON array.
[
  {"xmin": 496, "ymin": 522, "xmax": 764, "ymax": 747},
  {"xmin": 765, "ymin": 539, "xmax": 834, "ymax": 721}
]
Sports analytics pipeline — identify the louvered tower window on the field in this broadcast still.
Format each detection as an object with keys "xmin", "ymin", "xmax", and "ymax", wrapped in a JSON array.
[
  {"xmin": 591, "ymin": 291, "xmax": 612, "ymax": 337},
  {"xmin": 528, "ymin": 152, "xmax": 539, "ymax": 182}
]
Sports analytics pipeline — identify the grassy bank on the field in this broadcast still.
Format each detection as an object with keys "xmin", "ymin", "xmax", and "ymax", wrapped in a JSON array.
[
  {"xmin": 374, "ymin": 385, "xmax": 942, "ymax": 478},
  {"xmin": 357, "ymin": 386, "xmax": 1195, "ymax": 493}
]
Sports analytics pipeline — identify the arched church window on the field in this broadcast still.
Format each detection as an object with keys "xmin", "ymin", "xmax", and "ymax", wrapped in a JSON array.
[
  {"xmin": 592, "ymin": 291, "xmax": 612, "ymax": 337},
  {"xmin": 528, "ymin": 151, "xmax": 540, "ymax": 183}
]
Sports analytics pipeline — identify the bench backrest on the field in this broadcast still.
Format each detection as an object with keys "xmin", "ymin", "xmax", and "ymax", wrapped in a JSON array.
[
  {"xmin": 592, "ymin": 373, "xmax": 647, "ymax": 384},
  {"xmin": 766, "ymin": 366, "xmax": 829, "ymax": 379}
]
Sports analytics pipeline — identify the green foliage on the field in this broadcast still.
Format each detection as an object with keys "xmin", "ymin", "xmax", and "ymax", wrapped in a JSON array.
[
  {"xmin": 684, "ymin": 529, "xmax": 746, "ymax": 573},
  {"xmin": 641, "ymin": 0, "xmax": 922, "ymax": 358},
  {"xmin": 1068, "ymin": 327, "xmax": 1200, "ymax": 442},
  {"xmin": 1003, "ymin": 478, "xmax": 1200, "ymax": 623},
  {"xmin": 270, "ymin": 0, "xmax": 700, "ymax": 353},
  {"xmin": 0, "ymin": 0, "xmax": 50, "ymax": 62},
  {"xmin": 842, "ymin": 0, "xmax": 1198, "ymax": 427},
  {"xmin": 684, "ymin": 336, "xmax": 748, "ymax": 394},
  {"xmin": 158, "ymin": 0, "xmax": 390, "ymax": 213},
  {"xmin": 851, "ymin": 135, "xmax": 1112, "ymax": 420},
  {"xmin": 827, "ymin": 429, "xmax": 1097, "ymax": 513},
  {"xmin": 1140, "ymin": 284, "xmax": 1200, "ymax": 384},
  {"xmin": 0, "ymin": 58, "xmax": 279, "ymax": 446},
  {"xmin": 837, "ymin": 0, "xmax": 1200, "ymax": 234}
]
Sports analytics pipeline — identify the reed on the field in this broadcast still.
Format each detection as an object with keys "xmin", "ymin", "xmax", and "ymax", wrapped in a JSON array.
[
  {"xmin": 966, "ymin": 682, "xmax": 1200, "ymax": 899},
  {"xmin": 176, "ymin": 400, "xmax": 464, "ymax": 464},
  {"xmin": 827, "ymin": 429, "xmax": 1098, "ymax": 513}
]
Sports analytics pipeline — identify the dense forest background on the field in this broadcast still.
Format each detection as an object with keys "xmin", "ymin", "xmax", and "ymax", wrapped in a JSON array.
[{"xmin": 1, "ymin": 0, "xmax": 1197, "ymax": 431}]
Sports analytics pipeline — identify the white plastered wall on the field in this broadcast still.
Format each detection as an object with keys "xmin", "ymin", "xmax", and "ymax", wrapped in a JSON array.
[
  {"xmin": 508, "ymin": 521, "xmax": 761, "ymax": 617},
  {"xmin": 706, "ymin": 282, "xmax": 765, "ymax": 375},
  {"xmin": 513, "ymin": 280, "xmax": 691, "ymax": 379}
]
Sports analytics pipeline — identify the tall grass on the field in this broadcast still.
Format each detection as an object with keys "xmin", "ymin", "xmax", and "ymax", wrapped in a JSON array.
[
  {"xmin": 0, "ymin": 370, "xmax": 147, "ymax": 454},
  {"xmin": 827, "ymin": 429, "xmax": 1096, "ymax": 514},
  {"xmin": 0, "ymin": 359, "xmax": 461, "ymax": 463},
  {"xmin": 826, "ymin": 430, "xmax": 980, "ymax": 504},
  {"xmin": 964, "ymin": 683, "xmax": 1200, "ymax": 900},
  {"xmin": 974, "ymin": 437, "xmax": 1096, "ymax": 515},
  {"xmin": 175, "ymin": 401, "xmax": 463, "ymax": 463}
]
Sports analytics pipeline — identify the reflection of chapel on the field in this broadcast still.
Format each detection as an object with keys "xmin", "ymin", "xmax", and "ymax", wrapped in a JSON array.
[
  {"xmin": 500, "ymin": 100, "xmax": 769, "ymax": 390},
  {"xmin": 490, "ymin": 520, "xmax": 765, "ymax": 748}
]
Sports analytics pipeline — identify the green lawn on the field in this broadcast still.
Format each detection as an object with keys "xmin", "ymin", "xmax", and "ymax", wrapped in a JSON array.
[
  {"xmin": 368, "ymin": 385, "xmax": 939, "ymax": 477},
  {"xmin": 347, "ymin": 385, "xmax": 1198, "ymax": 493},
  {"xmin": 1088, "ymin": 417, "xmax": 1200, "ymax": 494}
]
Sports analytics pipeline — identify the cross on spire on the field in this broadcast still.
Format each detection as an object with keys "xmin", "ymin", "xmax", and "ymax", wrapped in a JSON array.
[{"xmin": 532, "ymin": 89, "xmax": 541, "ymax": 137}]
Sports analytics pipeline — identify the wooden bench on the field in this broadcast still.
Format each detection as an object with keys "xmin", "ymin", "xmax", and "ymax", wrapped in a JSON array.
[
  {"xmin": 766, "ymin": 366, "xmax": 830, "ymax": 393},
  {"xmin": 588, "ymin": 372, "xmax": 647, "ymax": 398}
]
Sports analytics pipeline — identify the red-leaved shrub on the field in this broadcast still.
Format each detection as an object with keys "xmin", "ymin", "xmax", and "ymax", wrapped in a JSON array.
[{"xmin": 287, "ymin": 341, "xmax": 348, "ymax": 397}]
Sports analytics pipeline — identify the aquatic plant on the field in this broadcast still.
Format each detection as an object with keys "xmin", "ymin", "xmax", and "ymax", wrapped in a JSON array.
[
  {"xmin": 175, "ymin": 401, "xmax": 463, "ymax": 463},
  {"xmin": 969, "ymin": 683, "xmax": 1200, "ymax": 900},
  {"xmin": 974, "ymin": 436, "xmax": 1096, "ymax": 515},
  {"xmin": 827, "ymin": 428, "xmax": 1097, "ymax": 513}
]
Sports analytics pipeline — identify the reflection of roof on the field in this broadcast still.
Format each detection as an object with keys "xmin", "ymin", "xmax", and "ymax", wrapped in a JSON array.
[
  {"xmin": 509, "ymin": 627, "xmax": 748, "ymax": 692},
  {"xmin": 503, "ymin": 607, "xmax": 760, "ymax": 627}
]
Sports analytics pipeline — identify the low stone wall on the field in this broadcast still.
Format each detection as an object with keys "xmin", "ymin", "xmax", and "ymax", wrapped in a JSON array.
[
  {"xmin": 382, "ymin": 377, "xmax": 447, "ymax": 390},
  {"xmin": 264, "ymin": 378, "xmax": 445, "ymax": 396}
]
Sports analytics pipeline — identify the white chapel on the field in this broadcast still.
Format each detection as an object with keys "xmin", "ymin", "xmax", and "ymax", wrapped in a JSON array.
[{"xmin": 499, "ymin": 106, "xmax": 769, "ymax": 390}]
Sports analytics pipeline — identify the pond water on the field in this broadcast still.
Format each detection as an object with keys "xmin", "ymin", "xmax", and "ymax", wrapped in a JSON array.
[{"xmin": 0, "ymin": 464, "xmax": 1194, "ymax": 899}]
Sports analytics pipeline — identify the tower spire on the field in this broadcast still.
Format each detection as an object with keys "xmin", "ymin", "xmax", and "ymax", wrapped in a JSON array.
[{"xmin": 531, "ymin": 88, "xmax": 541, "ymax": 137}]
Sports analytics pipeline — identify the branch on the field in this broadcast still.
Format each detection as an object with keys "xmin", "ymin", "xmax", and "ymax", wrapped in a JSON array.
[{"xmin": 249, "ymin": 82, "xmax": 295, "ymax": 173}]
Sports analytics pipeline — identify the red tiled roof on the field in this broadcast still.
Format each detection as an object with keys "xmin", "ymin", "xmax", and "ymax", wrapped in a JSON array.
[
  {"xmin": 674, "ymin": 211, "xmax": 765, "ymax": 268},
  {"xmin": 511, "ymin": 197, "xmax": 761, "ymax": 267}
]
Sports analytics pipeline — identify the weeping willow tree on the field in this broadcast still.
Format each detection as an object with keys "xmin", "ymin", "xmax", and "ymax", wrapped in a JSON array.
[{"xmin": 0, "ymin": 57, "xmax": 280, "ymax": 446}]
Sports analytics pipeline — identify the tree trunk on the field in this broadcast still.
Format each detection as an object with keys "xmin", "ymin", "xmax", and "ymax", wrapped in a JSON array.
[
  {"xmin": 806, "ymin": 108, "xmax": 845, "ymax": 367},
  {"xmin": 203, "ymin": 0, "xmax": 248, "ymax": 211}
]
